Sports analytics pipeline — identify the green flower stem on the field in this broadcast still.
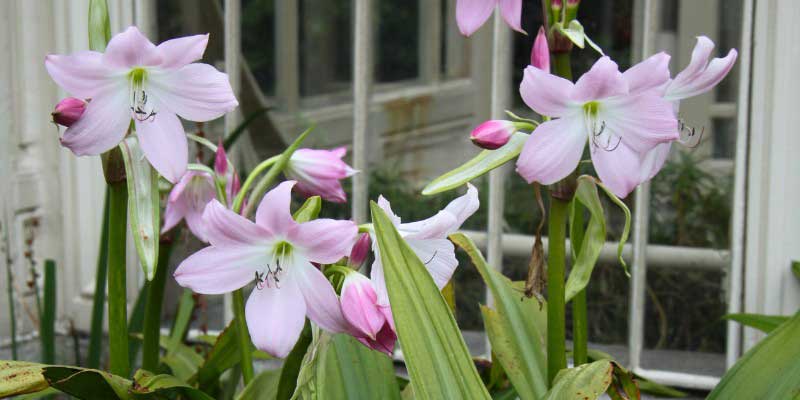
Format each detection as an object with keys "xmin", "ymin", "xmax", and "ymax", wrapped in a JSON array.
[
  {"xmin": 571, "ymin": 202, "xmax": 588, "ymax": 366},
  {"xmin": 553, "ymin": 53, "xmax": 573, "ymax": 81},
  {"xmin": 88, "ymin": 189, "xmax": 110, "ymax": 368},
  {"xmin": 547, "ymin": 197, "xmax": 569, "ymax": 385},
  {"xmin": 108, "ymin": 182, "xmax": 129, "ymax": 377},
  {"xmin": 141, "ymin": 239, "xmax": 173, "ymax": 371},
  {"xmin": 231, "ymin": 156, "xmax": 280, "ymax": 212},
  {"xmin": 233, "ymin": 289, "xmax": 255, "ymax": 384}
]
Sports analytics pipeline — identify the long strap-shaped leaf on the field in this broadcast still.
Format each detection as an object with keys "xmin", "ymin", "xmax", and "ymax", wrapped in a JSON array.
[
  {"xmin": 371, "ymin": 203, "xmax": 490, "ymax": 400},
  {"xmin": 450, "ymin": 233, "xmax": 548, "ymax": 400}
]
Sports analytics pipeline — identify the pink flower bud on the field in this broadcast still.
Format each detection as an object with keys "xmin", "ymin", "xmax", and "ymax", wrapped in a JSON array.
[
  {"xmin": 551, "ymin": 0, "xmax": 563, "ymax": 10},
  {"xmin": 470, "ymin": 120, "xmax": 515, "ymax": 150},
  {"xmin": 286, "ymin": 147, "xmax": 357, "ymax": 203},
  {"xmin": 341, "ymin": 272, "xmax": 386, "ymax": 340},
  {"xmin": 531, "ymin": 26, "xmax": 550, "ymax": 72},
  {"xmin": 52, "ymin": 97, "xmax": 86, "ymax": 127},
  {"xmin": 355, "ymin": 305, "xmax": 396, "ymax": 356},
  {"xmin": 349, "ymin": 233, "xmax": 371, "ymax": 268},
  {"xmin": 214, "ymin": 140, "xmax": 228, "ymax": 176}
]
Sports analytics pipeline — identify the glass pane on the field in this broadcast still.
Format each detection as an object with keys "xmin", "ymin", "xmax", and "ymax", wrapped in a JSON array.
[
  {"xmin": 242, "ymin": 0, "xmax": 276, "ymax": 97},
  {"xmin": 376, "ymin": 0, "xmax": 419, "ymax": 83},
  {"xmin": 299, "ymin": 0, "xmax": 352, "ymax": 97}
]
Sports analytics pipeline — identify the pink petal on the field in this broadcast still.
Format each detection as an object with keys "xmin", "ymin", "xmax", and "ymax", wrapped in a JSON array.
[
  {"xmin": 60, "ymin": 88, "xmax": 130, "ymax": 156},
  {"xmin": 245, "ymin": 276, "xmax": 306, "ymax": 358},
  {"xmin": 184, "ymin": 205, "xmax": 209, "ymax": 242},
  {"xmin": 294, "ymin": 261, "xmax": 352, "ymax": 334},
  {"xmin": 498, "ymin": 0, "xmax": 525, "ymax": 34},
  {"xmin": 147, "ymin": 63, "xmax": 238, "ymax": 122},
  {"xmin": 44, "ymin": 51, "xmax": 117, "ymax": 98},
  {"xmin": 134, "ymin": 111, "xmax": 188, "ymax": 183},
  {"xmin": 443, "ymin": 183, "xmax": 480, "ymax": 227},
  {"xmin": 369, "ymin": 258, "xmax": 390, "ymax": 307},
  {"xmin": 203, "ymin": 200, "xmax": 270, "ymax": 247},
  {"xmin": 341, "ymin": 273, "xmax": 385, "ymax": 338},
  {"xmin": 255, "ymin": 181, "xmax": 298, "ymax": 236},
  {"xmin": 520, "ymin": 65, "xmax": 575, "ymax": 117},
  {"xmin": 623, "ymin": 52, "xmax": 671, "ymax": 94},
  {"xmin": 174, "ymin": 245, "xmax": 264, "ymax": 294},
  {"xmin": 572, "ymin": 56, "xmax": 628, "ymax": 103},
  {"xmin": 642, "ymin": 142, "xmax": 672, "ymax": 181},
  {"xmin": 515, "ymin": 117, "xmax": 586, "ymax": 185},
  {"xmin": 590, "ymin": 140, "xmax": 644, "ymax": 199},
  {"xmin": 292, "ymin": 178, "xmax": 348, "ymax": 203},
  {"xmin": 399, "ymin": 211, "xmax": 458, "ymax": 240},
  {"xmin": 156, "ymin": 34, "xmax": 209, "ymax": 70},
  {"xmin": 161, "ymin": 199, "xmax": 186, "ymax": 233},
  {"xmin": 407, "ymin": 238, "xmax": 458, "ymax": 289},
  {"xmin": 666, "ymin": 49, "xmax": 738, "ymax": 101},
  {"xmin": 356, "ymin": 322, "xmax": 397, "ymax": 356},
  {"xmin": 456, "ymin": 0, "xmax": 497, "ymax": 36},
  {"xmin": 376, "ymin": 196, "xmax": 402, "ymax": 226},
  {"xmin": 669, "ymin": 36, "xmax": 715, "ymax": 91},
  {"xmin": 531, "ymin": 26, "xmax": 550, "ymax": 72},
  {"xmin": 601, "ymin": 93, "xmax": 679, "ymax": 153},
  {"xmin": 103, "ymin": 26, "xmax": 161, "ymax": 69},
  {"xmin": 289, "ymin": 219, "xmax": 358, "ymax": 264}
]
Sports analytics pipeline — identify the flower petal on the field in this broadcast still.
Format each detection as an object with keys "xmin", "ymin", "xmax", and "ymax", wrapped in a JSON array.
[
  {"xmin": 134, "ymin": 111, "xmax": 188, "ymax": 183},
  {"xmin": 60, "ymin": 87, "xmax": 130, "ymax": 156},
  {"xmin": 590, "ymin": 140, "xmax": 644, "ymax": 198},
  {"xmin": 376, "ymin": 196, "xmax": 402, "ymax": 226},
  {"xmin": 623, "ymin": 52, "xmax": 671, "ymax": 94},
  {"xmin": 515, "ymin": 116, "xmax": 586, "ymax": 185},
  {"xmin": 498, "ymin": 0, "xmax": 525, "ymax": 34},
  {"xmin": 572, "ymin": 56, "xmax": 628, "ymax": 103},
  {"xmin": 184, "ymin": 204, "xmax": 209, "ymax": 242},
  {"xmin": 148, "ymin": 63, "xmax": 238, "ymax": 122},
  {"xmin": 203, "ymin": 200, "xmax": 269, "ymax": 247},
  {"xmin": 407, "ymin": 238, "xmax": 458, "ymax": 289},
  {"xmin": 642, "ymin": 142, "xmax": 672, "ymax": 181},
  {"xmin": 173, "ymin": 245, "xmax": 264, "ymax": 294},
  {"xmin": 456, "ymin": 0, "xmax": 497, "ymax": 36},
  {"xmin": 369, "ymin": 258, "xmax": 390, "ymax": 307},
  {"xmin": 103, "ymin": 26, "xmax": 161, "ymax": 69},
  {"xmin": 666, "ymin": 49, "xmax": 738, "ymax": 101},
  {"xmin": 289, "ymin": 219, "xmax": 358, "ymax": 264},
  {"xmin": 255, "ymin": 181, "xmax": 297, "ymax": 236},
  {"xmin": 398, "ymin": 211, "xmax": 458, "ymax": 240},
  {"xmin": 520, "ymin": 65, "xmax": 575, "ymax": 117},
  {"xmin": 156, "ymin": 34, "xmax": 209, "ymax": 70},
  {"xmin": 668, "ymin": 36, "xmax": 715, "ymax": 92},
  {"xmin": 161, "ymin": 197, "xmax": 187, "ymax": 233},
  {"xmin": 45, "ymin": 51, "xmax": 118, "ymax": 98},
  {"xmin": 443, "ymin": 183, "xmax": 480, "ymax": 227},
  {"xmin": 341, "ymin": 273, "xmax": 385, "ymax": 338},
  {"xmin": 294, "ymin": 261, "xmax": 352, "ymax": 334},
  {"xmin": 245, "ymin": 276, "xmax": 306, "ymax": 358},
  {"xmin": 601, "ymin": 93, "xmax": 679, "ymax": 153}
]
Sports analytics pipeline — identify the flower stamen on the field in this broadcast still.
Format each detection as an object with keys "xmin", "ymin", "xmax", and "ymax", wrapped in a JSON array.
[
  {"xmin": 129, "ymin": 68, "xmax": 157, "ymax": 122},
  {"xmin": 677, "ymin": 119, "xmax": 705, "ymax": 148}
]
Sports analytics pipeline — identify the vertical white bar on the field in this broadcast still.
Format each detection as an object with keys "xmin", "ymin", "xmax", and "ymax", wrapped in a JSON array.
[
  {"xmin": 352, "ymin": 0, "xmax": 373, "ymax": 224},
  {"xmin": 487, "ymin": 14, "xmax": 511, "ymax": 306},
  {"xmin": 223, "ymin": 0, "xmax": 241, "ymax": 324},
  {"xmin": 725, "ymin": 0, "xmax": 753, "ymax": 369},
  {"xmin": 419, "ymin": 0, "xmax": 442, "ymax": 83},
  {"xmin": 628, "ymin": 0, "xmax": 655, "ymax": 372}
]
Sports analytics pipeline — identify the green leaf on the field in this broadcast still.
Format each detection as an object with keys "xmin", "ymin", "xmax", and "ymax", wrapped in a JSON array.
[
  {"xmin": 159, "ymin": 336, "xmax": 204, "ymax": 383},
  {"xmin": 168, "ymin": 289, "xmax": 195, "ymax": 351},
  {"xmin": 88, "ymin": 0, "xmax": 111, "ymax": 51},
  {"xmin": 708, "ymin": 311, "xmax": 800, "ymax": 399},
  {"xmin": 584, "ymin": 349, "xmax": 686, "ymax": 398},
  {"xmin": 293, "ymin": 196, "xmax": 322, "ymax": 223},
  {"xmin": 132, "ymin": 369, "xmax": 215, "ymax": 400},
  {"xmin": 565, "ymin": 177, "xmax": 606, "ymax": 302},
  {"xmin": 422, "ymin": 132, "xmax": 528, "ymax": 195},
  {"xmin": 236, "ymin": 369, "xmax": 282, "ymax": 400},
  {"xmin": 555, "ymin": 20, "xmax": 586, "ymax": 49},
  {"xmin": 277, "ymin": 321, "xmax": 313, "ymax": 400},
  {"xmin": 194, "ymin": 321, "xmax": 243, "ymax": 389},
  {"xmin": 40, "ymin": 260, "xmax": 56, "ymax": 364},
  {"xmin": 450, "ymin": 233, "xmax": 548, "ymax": 400},
  {"xmin": 120, "ymin": 136, "xmax": 160, "ymax": 281},
  {"xmin": 606, "ymin": 363, "xmax": 640, "ymax": 400},
  {"xmin": 792, "ymin": 260, "xmax": 800, "ymax": 281},
  {"xmin": 371, "ymin": 204, "xmax": 490, "ymax": 400},
  {"xmin": 43, "ymin": 366, "xmax": 130, "ymax": 399},
  {"xmin": 724, "ymin": 313, "xmax": 790, "ymax": 334},
  {"xmin": 544, "ymin": 360, "xmax": 614, "ymax": 400},
  {"xmin": 595, "ymin": 180, "xmax": 632, "ymax": 276},
  {"xmin": 0, "ymin": 361, "xmax": 50, "ymax": 397},
  {"xmin": 291, "ymin": 331, "xmax": 400, "ymax": 400}
]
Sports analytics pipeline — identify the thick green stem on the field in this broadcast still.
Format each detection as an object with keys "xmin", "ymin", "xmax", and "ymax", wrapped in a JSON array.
[
  {"xmin": 547, "ymin": 197, "xmax": 569, "ymax": 385},
  {"xmin": 553, "ymin": 53, "xmax": 573, "ymax": 81},
  {"xmin": 142, "ymin": 240, "xmax": 173, "ymax": 371},
  {"xmin": 107, "ymin": 182, "xmax": 129, "ymax": 377},
  {"xmin": 88, "ymin": 189, "xmax": 110, "ymax": 368},
  {"xmin": 231, "ymin": 156, "xmax": 280, "ymax": 212},
  {"xmin": 41, "ymin": 260, "xmax": 56, "ymax": 364},
  {"xmin": 571, "ymin": 202, "xmax": 588, "ymax": 365},
  {"xmin": 233, "ymin": 289, "xmax": 255, "ymax": 384}
]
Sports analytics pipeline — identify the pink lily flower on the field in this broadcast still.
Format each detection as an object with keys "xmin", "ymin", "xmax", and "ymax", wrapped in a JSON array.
[
  {"xmin": 639, "ymin": 36, "xmax": 738, "ymax": 181},
  {"xmin": 370, "ymin": 184, "xmax": 479, "ymax": 307},
  {"xmin": 516, "ymin": 56, "xmax": 679, "ymax": 198},
  {"xmin": 45, "ymin": 26, "xmax": 238, "ymax": 183},
  {"xmin": 456, "ymin": 0, "xmax": 524, "ymax": 37},
  {"xmin": 173, "ymin": 181, "xmax": 357, "ymax": 357},
  {"xmin": 285, "ymin": 147, "xmax": 357, "ymax": 203},
  {"xmin": 162, "ymin": 171, "xmax": 217, "ymax": 241},
  {"xmin": 52, "ymin": 97, "xmax": 87, "ymax": 127},
  {"xmin": 339, "ymin": 271, "xmax": 397, "ymax": 355}
]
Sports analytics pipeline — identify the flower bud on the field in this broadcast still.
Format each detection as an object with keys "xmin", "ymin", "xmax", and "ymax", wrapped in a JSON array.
[
  {"xmin": 285, "ymin": 148, "xmax": 357, "ymax": 203},
  {"xmin": 349, "ymin": 233, "xmax": 371, "ymax": 268},
  {"xmin": 531, "ymin": 27, "xmax": 550, "ymax": 72},
  {"xmin": 470, "ymin": 120, "xmax": 515, "ymax": 150},
  {"xmin": 52, "ymin": 97, "xmax": 86, "ymax": 127},
  {"xmin": 214, "ymin": 140, "xmax": 228, "ymax": 176},
  {"xmin": 341, "ymin": 272, "xmax": 385, "ymax": 339}
]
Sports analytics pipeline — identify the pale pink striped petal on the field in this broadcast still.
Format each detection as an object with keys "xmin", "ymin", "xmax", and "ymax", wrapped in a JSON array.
[
  {"xmin": 456, "ymin": 0, "xmax": 497, "ymax": 36},
  {"xmin": 255, "ymin": 181, "xmax": 297, "ymax": 236},
  {"xmin": 148, "ymin": 63, "xmax": 238, "ymax": 122},
  {"xmin": 174, "ymin": 245, "xmax": 264, "ymax": 294},
  {"xmin": 642, "ymin": 142, "xmax": 672, "ymax": 181},
  {"xmin": 407, "ymin": 239, "xmax": 458, "ymax": 290},
  {"xmin": 666, "ymin": 49, "xmax": 738, "ymax": 101},
  {"xmin": 369, "ymin": 258, "xmax": 389, "ymax": 307},
  {"xmin": 202, "ymin": 200, "xmax": 269, "ymax": 247},
  {"xmin": 515, "ymin": 116, "xmax": 586, "ymax": 185},
  {"xmin": 161, "ymin": 198, "xmax": 187, "ymax": 233},
  {"xmin": 520, "ymin": 65, "xmax": 575, "ymax": 117},
  {"xmin": 572, "ymin": 56, "xmax": 628, "ymax": 102},
  {"xmin": 669, "ymin": 36, "xmax": 715, "ymax": 91},
  {"xmin": 44, "ymin": 51, "xmax": 118, "ymax": 98},
  {"xmin": 443, "ymin": 183, "xmax": 480, "ymax": 227},
  {"xmin": 246, "ymin": 276, "xmax": 306, "ymax": 358},
  {"xmin": 289, "ymin": 219, "xmax": 358, "ymax": 264},
  {"xmin": 399, "ymin": 211, "xmax": 458, "ymax": 240},
  {"xmin": 295, "ymin": 261, "xmax": 352, "ymax": 333},
  {"xmin": 498, "ymin": 0, "xmax": 525, "ymax": 34},
  {"xmin": 103, "ymin": 26, "xmax": 161, "ymax": 69},
  {"xmin": 134, "ymin": 111, "xmax": 188, "ymax": 183},
  {"xmin": 590, "ymin": 140, "xmax": 644, "ymax": 198},
  {"xmin": 60, "ymin": 88, "xmax": 130, "ymax": 156},
  {"xmin": 623, "ymin": 52, "xmax": 671, "ymax": 94},
  {"xmin": 341, "ymin": 273, "xmax": 385, "ymax": 339},
  {"xmin": 156, "ymin": 34, "xmax": 209, "ymax": 70},
  {"xmin": 601, "ymin": 93, "xmax": 679, "ymax": 153}
]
